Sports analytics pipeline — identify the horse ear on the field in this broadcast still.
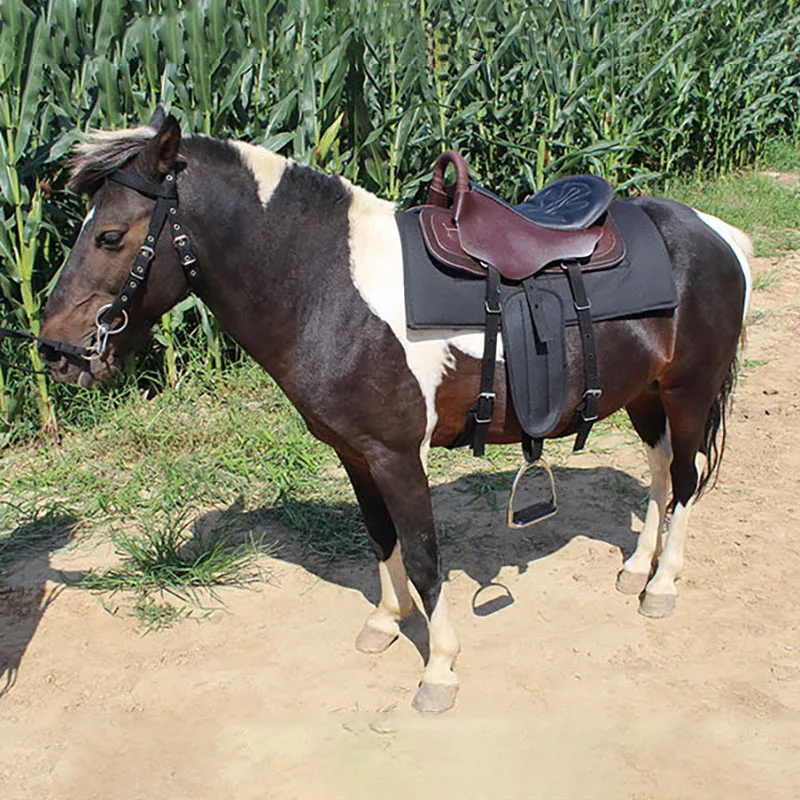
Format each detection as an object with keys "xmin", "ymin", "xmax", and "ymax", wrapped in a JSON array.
[
  {"xmin": 152, "ymin": 114, "xmax": 181, "ymax": 175},
  {"xmin": 148, "ymin": 105, "xmax": 167, "ymax": 130}
]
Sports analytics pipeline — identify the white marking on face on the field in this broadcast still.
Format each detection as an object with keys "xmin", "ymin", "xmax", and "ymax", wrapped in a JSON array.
[
  {"xmin": 346, "ymin": 181, "xmax": 504, "ymax": 468},
  {"xmin": 230, "ymin": 141, "xmax": 290, "ymax": 205},
  {"xmin": 80, "ymin": 206, "xmax": 95, "ymax": 233},
  {"xmin": 694, "ymin": 210, "xmax": 753, "ymax": 321}
]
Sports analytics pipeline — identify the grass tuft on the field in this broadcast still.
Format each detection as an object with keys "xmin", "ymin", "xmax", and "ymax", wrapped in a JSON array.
[{"xmin": 79, "ymin": 504, "xmax": 272, "ymax": 627}]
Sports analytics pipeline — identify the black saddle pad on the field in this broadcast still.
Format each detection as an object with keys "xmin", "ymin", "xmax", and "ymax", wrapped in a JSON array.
[{"xmin": 400, "ymin": 199, "xmax": 677, "ymax": 330}]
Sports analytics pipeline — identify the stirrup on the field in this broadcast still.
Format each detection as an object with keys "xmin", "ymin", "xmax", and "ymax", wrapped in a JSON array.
[{"xmin": 507, "ymin": 457, "xmax": 557, "ymax": 529}]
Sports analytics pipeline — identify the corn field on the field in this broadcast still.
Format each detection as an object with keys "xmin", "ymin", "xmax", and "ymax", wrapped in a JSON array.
[{"xmin": 1, "ymin": 0, "xmax": 799, "ymax": 437}]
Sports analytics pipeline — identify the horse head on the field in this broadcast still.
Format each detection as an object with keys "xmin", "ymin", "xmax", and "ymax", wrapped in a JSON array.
[{"xmin": 40, "ymin": 109, "xmax": 190, "ymax": 386}]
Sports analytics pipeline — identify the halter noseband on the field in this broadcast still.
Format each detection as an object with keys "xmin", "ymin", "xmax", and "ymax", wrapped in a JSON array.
[{"xmin": 0, "ymin": 168, "xmax": 198, "ymax": 372}]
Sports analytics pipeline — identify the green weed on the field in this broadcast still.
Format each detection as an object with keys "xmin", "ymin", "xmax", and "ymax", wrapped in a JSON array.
[
  {"xmin": 80, "ymin": 504, "xmax": 269, "ymax": 617},
  {"xmin": 455, "ymin": 473, "xmax": 513, "ymax": 513},
  {"xmin": 664, "ymin": 173, "xmax": 800, "ymax": 256},
  {"xmin": 760, "ymin": 138, "xmax": 800, "ymax": 172},
  {"xmin": 753, "ymin": 269, "xmax": 782, "ymax": 291},
  {"xmin": 0, "ymin": 498, "xmax": 79, "ymax": 568}
]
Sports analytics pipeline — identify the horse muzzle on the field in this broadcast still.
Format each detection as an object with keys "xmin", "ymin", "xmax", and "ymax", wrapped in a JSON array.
[{"xmin": 38, "ymin": 345, "xmax": 112, "ymax": 386}]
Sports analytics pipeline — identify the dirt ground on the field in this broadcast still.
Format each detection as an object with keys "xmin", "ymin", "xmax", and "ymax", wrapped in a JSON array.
[{"xmin": 2, "ymin": 251, "xmax": 799, "ymax": 800}]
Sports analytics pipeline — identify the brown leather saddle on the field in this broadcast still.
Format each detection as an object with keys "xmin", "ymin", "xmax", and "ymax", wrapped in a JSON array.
[
  {"xmin": 419, "ymin": 150, "xmax": 625, "ymax": 279},
  {"xmin": 416, "ymin": 151, "xmax": 629, "ymax": 527}
]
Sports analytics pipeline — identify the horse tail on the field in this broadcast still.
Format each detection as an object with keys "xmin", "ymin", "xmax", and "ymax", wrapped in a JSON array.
[
  {"xmin": 696, "ymin": 354, "xmax": 738, "ymax": 498},
  {"xmin": 689, "ymin": 212, "xmax": 751, "ymax": 498}
]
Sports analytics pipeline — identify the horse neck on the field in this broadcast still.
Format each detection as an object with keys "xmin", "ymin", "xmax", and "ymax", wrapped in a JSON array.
[{"xmin": 176, "ymin": 142, "xmax": 379, "ymax": 379}]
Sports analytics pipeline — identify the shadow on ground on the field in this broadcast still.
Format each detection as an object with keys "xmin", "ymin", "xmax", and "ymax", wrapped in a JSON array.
[
  {"xmin": 0, "ymin": 463, "xmax": 645, "ymax": 692},
  {"xmin": 0, "ymin": 510, "xmax": 84, "ymax": 699},
  {"xmin": 198, "ymin": 463, "xmax": 647, "ymax": 662}
]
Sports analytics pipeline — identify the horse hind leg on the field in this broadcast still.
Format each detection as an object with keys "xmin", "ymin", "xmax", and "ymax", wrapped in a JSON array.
[
  {"xmin": 639, "ymin": 386, "xmax": 713, "ymax": 618},
  {"xmin": 340, "ymin": 455, "xmax": 414, "ymax": 654},
  {"xmin": 618, "ymin": 393, "xmax": 672, "ymax": 596}
]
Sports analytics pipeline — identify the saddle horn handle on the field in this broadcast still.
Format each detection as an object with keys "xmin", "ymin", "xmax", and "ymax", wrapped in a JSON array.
[{"xmin": 427, "ymin": 149, "xmax": 470, "ymax": 210}]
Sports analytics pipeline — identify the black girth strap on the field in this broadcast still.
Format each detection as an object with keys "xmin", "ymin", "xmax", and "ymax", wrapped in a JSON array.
[
  {"xmin": 473, "ymin": 265, "xmax": 502, "ymax": 455},
  {"xmin": 562, "ymin": 260, "xmax": 601, "ymax": 450},
  {"xmin": 452, "ymin": 265, "xmax": 501, "ymax": 456}
]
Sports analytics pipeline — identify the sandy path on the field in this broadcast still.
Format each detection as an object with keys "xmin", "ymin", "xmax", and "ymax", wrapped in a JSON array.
[{"xmin": 1, "ymin": 253, "xmax": 799, "ymax": 799}]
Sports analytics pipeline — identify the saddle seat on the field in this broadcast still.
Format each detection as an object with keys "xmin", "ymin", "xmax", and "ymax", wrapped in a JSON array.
[
  {"xmin": 513, "ymin": 175, "xmax": 615, "ymax": 231},
  {"xmin": 420, "ymin": 150, "xmax": 624, "ymax": 281}
]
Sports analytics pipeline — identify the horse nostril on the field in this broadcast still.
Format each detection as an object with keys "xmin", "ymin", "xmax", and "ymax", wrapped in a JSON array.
[{"xmin": 38, "ymin": 343, "xmax": 62, "ymax": 364}]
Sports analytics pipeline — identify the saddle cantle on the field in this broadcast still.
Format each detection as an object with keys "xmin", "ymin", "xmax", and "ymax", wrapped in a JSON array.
[{"xmin": 419, "ymin": 150, "xmax": 626, "ymax": 280}]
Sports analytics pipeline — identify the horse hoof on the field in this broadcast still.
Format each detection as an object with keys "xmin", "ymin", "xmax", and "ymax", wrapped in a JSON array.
[
  {"xmin": 616, "ymin": 569, "xmax": 649, "ymax": 595},
  {"xmin": 411, "ymin": 682, "xmax": 459, "ymax": 714},
  {"xmin": 639, "ymin": 592, "xmax": 677, "ymax": 618},
  {"xmin": 355, "ymin": 625, "xmax": 399, "ymax": 654}
]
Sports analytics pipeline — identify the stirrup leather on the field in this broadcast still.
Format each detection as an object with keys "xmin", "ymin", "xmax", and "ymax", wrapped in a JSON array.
[{"xmin": 507, "ymin": 456, "xmax": 558, "ymax": 529}]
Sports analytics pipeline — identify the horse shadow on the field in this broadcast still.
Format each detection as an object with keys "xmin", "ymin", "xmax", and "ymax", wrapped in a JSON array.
[
  {"xmin": 0, "ymin": 510, "xmax": 84, "ymax": 699},
  {"xmin": 198, "ymin": 463, "xmax": 647, "ymax": 661}
]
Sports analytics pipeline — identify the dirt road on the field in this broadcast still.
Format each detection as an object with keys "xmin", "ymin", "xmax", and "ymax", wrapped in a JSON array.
[{"xmin": 1, "ymin": 252, "xmax": 799, "ymax": 799}]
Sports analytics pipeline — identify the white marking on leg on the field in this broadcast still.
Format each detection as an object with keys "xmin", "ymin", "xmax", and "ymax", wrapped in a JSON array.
[
  {"xmin": 694, "ymin": 210, "xmax": 753, "ymax": 321},
  {"xmin": 646, "ymin": 452, "xmax": 705, "ymax": 597},
  {"xmin": 80, "ymin": 206, "xmax": 95, "ymax": 233},
  {"xmin": 364, "ymin": 543, "xmax": 413, "ymax": 636},
  {"xmin": 624, "ymin": 429, "xmax": 672, "ymax": 577},
  {"xmin": 645, "ymin": 501, "xmax": 692, "ymax": 597},
  {"xmin": 230, "ymin": 141, "xmax": 289, "ymax": 205},
  {"xmin": 346, "ymin": 182, "xmax": 504, "ymax": 471},
  {"xmin": 422, "ymin": 588, "xmax": 460, "ymax": 686}
]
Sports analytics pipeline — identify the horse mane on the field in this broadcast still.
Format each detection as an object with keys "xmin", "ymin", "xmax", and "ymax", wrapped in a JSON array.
[{"xmin": 67, "ymin": 125, "xmax": 160, "ymax": 195}]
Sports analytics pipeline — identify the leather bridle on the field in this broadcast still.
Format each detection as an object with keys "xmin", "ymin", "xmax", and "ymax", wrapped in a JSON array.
[{"xmin": 0, "ymin": 168, "xmax": 198, "ymax": 374}]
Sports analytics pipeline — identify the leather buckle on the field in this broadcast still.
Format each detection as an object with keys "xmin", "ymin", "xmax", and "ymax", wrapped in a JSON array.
[
  {"xmin": 138, "ymin": 245, "xmax": 155, "ymax": 260},
  {"xmin": 581, "ymin": 388, "xmax": 602, "ymax": 422},
  {"xmin": 574, "ymin": 297, "xmax": 591, "ymax": 312},
  {"xmin": 475, "ymin": 391, "xmax": 495, "ymax": 424}
]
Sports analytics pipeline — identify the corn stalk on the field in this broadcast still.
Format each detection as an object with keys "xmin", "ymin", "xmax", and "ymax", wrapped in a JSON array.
[{"xmin": 0, "ymin": 0, "xmax": 799, "ymax": 437}]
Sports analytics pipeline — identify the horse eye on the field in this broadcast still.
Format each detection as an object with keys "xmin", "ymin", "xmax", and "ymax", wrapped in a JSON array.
[{"xmin": 95, "ymin": 230, "xmax": 125, "ymax": 249}]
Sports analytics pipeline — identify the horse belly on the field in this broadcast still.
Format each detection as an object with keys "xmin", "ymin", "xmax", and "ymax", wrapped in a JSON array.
[{"xmin": 431, "ymin": 316, "xmax": 673, "ymax": 449}]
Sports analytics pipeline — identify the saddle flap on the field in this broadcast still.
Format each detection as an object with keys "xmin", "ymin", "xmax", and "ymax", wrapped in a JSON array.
[
  {"xmin": 502, "ymin": 288, "xmax": 568, "ymax": 439},
  {"xmin": 419, "ymin": 206, "xmax": 486, "ymax": 276},
  {"xmin": 456, "ymin": 189, "xmax": 602, "ymax": 281}
]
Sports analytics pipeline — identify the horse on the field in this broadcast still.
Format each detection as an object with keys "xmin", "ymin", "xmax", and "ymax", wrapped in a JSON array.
[{"xmin": 39, "ymin": 109, "xmax": 751, "ymax": 713}]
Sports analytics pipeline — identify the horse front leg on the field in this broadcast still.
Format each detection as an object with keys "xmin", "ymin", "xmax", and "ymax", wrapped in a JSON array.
[
  {"xmin": 366, "ymin": 447, "xmax": 461, "ymax": 714},
  {"xmin": 339, "ymin": 455, "xmax": 414, "ymax": 654}
]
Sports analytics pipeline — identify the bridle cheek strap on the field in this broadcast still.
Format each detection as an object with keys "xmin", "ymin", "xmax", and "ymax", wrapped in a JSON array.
[{"xmin": 92, "ymin": 169, "xmax": 198, "ymax": 355}]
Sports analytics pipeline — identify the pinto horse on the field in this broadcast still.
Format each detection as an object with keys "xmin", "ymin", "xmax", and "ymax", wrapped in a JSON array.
[{"xmin": 40, "ymin": 110, "xmax": 751, "ymax": 713}]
